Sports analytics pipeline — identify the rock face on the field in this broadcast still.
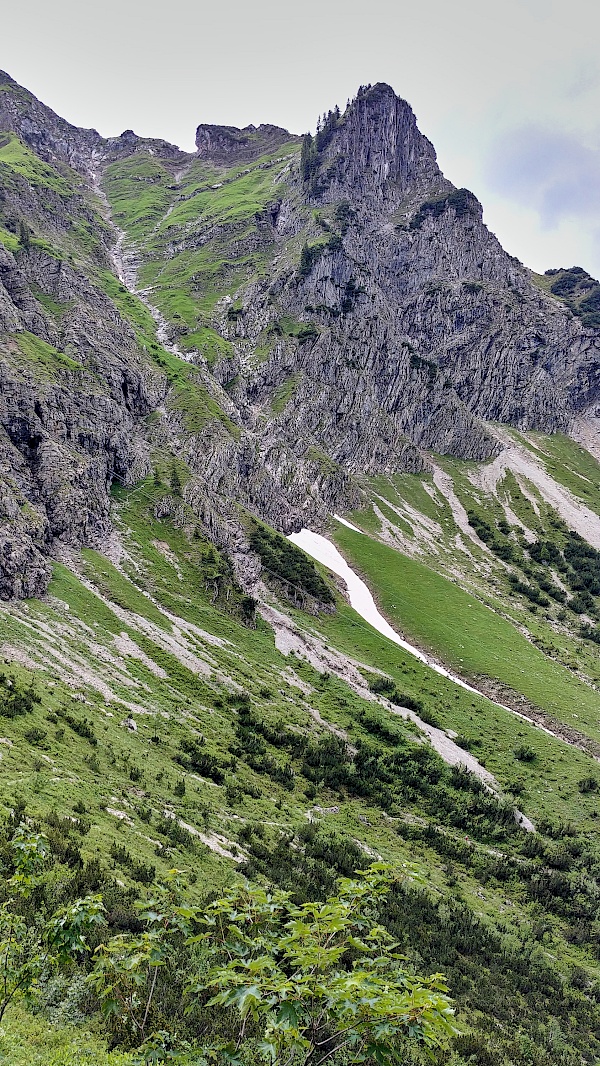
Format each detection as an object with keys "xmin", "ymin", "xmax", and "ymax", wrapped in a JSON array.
[
  {"xmin": 0, "ymin": 74, "xmax": 599, "ymax": 599},
  {"xmin": 183, "ymin": 83, "xmax": 600, "ymax": 530},
  {"xmin": 195, "ymin": 122, "xmax": 298, "ymax": 163},
  {"xmin": 0, "ymin": 70, "xmax": 100, "ymax": 173},
  {"xmin": 234, "ymin": 85, "xmax": 600, "ymax": 459},
  {"xmin": 0, "ymin": 243, "xmax": 163, "ymax": 599},
  {"xmin": 315, "ymin": 83, "xmax": 444, "ymax": 204}
]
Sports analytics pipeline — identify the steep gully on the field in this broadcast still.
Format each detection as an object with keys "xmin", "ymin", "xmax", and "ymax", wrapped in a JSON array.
[{"xmin": 90, "ymin": 154, "xmax": 192, "ymax": 362}]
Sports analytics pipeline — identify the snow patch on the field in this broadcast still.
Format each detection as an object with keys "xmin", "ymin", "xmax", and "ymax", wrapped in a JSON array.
[{"xmin": 333, "ymin": 514, "xmax": 364, "ymax": 533}]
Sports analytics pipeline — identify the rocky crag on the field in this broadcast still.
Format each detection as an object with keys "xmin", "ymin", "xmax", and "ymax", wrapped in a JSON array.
[{"xmin": 0, "ymin": 72, "xmax": 599, "ymax": 598}]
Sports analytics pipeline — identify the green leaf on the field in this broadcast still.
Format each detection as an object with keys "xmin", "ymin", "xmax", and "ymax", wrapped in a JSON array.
[{"xmin": 275, "ymin": 1000, "xmax": 299, "ymax": 1029}]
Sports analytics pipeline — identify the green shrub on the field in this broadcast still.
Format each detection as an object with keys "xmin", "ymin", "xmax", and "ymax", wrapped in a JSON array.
[
  {"xmin": 24, "ymin": 727, "xmax": 48, "ymax": 746},
  {"xmin": 249, "ymin": 522, "xmax": 334, "ymax": 604},
  {"xmin": 0, "ymin": 674, "xmax": 39, "ymax": 718},
  {"xmin": 577, "ymin": 776, "xmax": 598, "ymax": 793},
  {"xmin": 367, "ymin": 675, "xmax": 396, "ymax": 697},
  {"xmin": 514, "ymin": 744, "xmax": 536, "ymax": 762},
  {"xmin": 56, "ymin": 706, "xmax": 97, "ymax": 744}
]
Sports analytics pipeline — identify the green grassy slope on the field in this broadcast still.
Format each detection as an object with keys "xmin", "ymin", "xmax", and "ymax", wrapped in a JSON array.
[
  {"xmin": 2, "ymin": 476, "xmax": 600, "ymax": 1062},
  {"xmin": 102, "ymin": 141, "xmax": 300, "ymax": 352},
  {"xmin": 1, "ymin": 84, "xmax": 600, "ymax": 1062},
  {"xmin": 0, "ymin": 1007, "xmax": 134, "ymax": 1066},
  {"xmin": 332, "ymin": 523, "xmax": 600, "ymax": 740},
  {"xmin": 0, "ymin": 132, "xmax": 74, "ymax": 195},
  {"xmin": 313, "ymin": 598, "xmax": 600, "ymax": 826}
]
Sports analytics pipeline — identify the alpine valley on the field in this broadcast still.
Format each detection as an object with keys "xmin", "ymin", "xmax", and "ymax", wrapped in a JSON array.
[{"xmin": 2, "ymin": 69, "xmax": 600, "ymax": 1065}]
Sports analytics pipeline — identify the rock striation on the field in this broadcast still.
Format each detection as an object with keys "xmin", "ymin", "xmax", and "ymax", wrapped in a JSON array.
[
  {"xmin": 0, "ymin": 74, "xmax": 599, "ymax": 599},
  {"xmin": 0, "ymin": 243, "xmax": 163, "ymax": 598},
  {"xmin": 234, "ymin": 84, "xmax": 600, "ymax": 460},
  {"xmin": 195, "ymin": 122, "xmax": 298, "ymax": 163}
]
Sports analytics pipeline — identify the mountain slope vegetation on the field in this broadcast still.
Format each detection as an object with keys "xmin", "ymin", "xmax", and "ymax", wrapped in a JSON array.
[{"xmin": 0, "ymin": 69, "xmax": 599, "ymax": 1065}]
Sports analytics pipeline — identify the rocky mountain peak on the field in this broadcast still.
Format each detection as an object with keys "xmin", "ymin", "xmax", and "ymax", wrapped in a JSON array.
[
  {"xmin": 195, "ymin": 121, "xmax": 297, "ymax": 163},
  {"xmin": 2, "ymin": 70, "xmax": 600, "ymax": 604},
  {"xmin": 102, "ymin": 129, "xmax": 189, "ymax": 166},
  {"xmin": 311, "ymin": 82, "xmax": 443, "ymax": 204}
]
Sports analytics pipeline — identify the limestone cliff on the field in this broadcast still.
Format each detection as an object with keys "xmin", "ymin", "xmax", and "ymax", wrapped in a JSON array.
[
  {"xmin": 0, "ymin": 74, "xmax": 599, "ymax": 599},
  {"xmin": 226, "ymin": 84, "xmax": 600, "ymax": 462}
]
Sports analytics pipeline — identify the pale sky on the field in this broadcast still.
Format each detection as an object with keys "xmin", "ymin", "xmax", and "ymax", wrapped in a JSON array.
[{"xmin": 4, "ymin": 0, "xmax": 600, "ymax": 277}]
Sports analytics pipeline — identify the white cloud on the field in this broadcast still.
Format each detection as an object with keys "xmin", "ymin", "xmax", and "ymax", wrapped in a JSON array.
[{"xmin": 486, "ymin": 126, "xmax": 600, "ymax": 227}]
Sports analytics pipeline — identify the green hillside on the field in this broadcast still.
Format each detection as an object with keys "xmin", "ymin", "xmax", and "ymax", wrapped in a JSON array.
[
  {"xmin": 1, "ymin": 474, "xmax": 600, "ymax": 1064},
  {"xmin": 332, "ymin": 522, "xmax": 600, "ymax": 742}
]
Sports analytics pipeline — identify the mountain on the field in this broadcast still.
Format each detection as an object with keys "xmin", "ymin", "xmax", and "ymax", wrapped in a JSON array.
[
  {"xmin": 1, "ymin": 75, "xmax": 600, "ymax": 600},
  {"xmin": 1, "ymin": 72, "xmax": 600, "ymax": 1065}
]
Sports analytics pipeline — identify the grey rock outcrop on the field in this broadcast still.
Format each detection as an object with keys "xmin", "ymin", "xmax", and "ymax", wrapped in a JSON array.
[
  {"xmin": 211, "ymin": 84, "xmax": 600, "ymax": 476},
  {"xmin": 0, "ymin": 240, "xmax": 164, "ymax": 597},
  {"xmin": 195, "ymin": 123, "xmax": 299, "ymax": 163},
  {"xmin": 315, "ymin": 83, "xmax": 445, "ymax": 205},
  {"xmin": 0, "ymin": 70, "xmax": 100, "ymax": 173}
]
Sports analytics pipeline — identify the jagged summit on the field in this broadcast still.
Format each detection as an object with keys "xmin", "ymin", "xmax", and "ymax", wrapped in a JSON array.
[
  {"xmin": 195, "ymin": 121, "xmax": 298, "ymax": 162},
  {"xmin": 0, "ymin": 72, "xmax": 440, "ymax": 189},
  {"xmin": 301, "ymin": 82, "xmax": 443, "ymax": 205}
]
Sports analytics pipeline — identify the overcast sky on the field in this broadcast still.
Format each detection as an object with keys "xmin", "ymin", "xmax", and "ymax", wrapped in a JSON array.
[{"xmin": 4, "ymin": 0, "xmax": 600, "ymax": 277}]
